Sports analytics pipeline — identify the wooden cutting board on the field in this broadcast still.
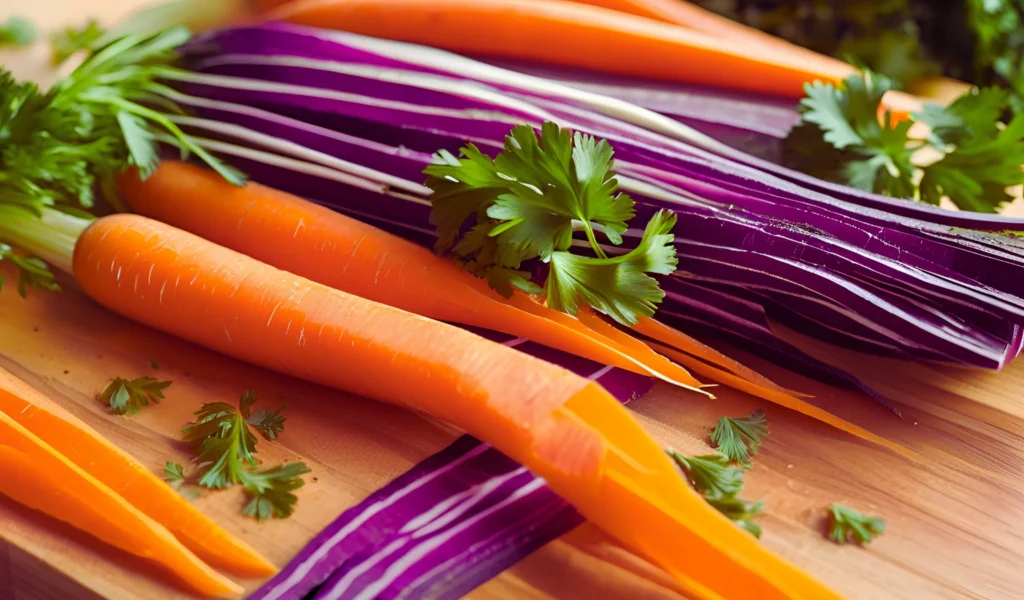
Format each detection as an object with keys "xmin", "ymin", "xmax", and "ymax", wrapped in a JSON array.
[{"xmin": 2, "ymin": 3, "xmax": 1023, "ymax": 599}]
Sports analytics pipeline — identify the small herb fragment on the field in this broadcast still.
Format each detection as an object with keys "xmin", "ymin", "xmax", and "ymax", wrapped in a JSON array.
[
  {"xmin": 667, "ymin": 450, "xmax": 763, "ymax": 538},
  {"xmin": 99, "ymin": 376, "xmax": 171, "ymax": 415},
  {"xmin": 0, "ymin": 16, "xmax": 36, "ymax": 48},
  {"xmin": 784, "ymin": 70, "xmax": 1024, "ymax": 212},
  {"xmin": 828, "ymin": 503, "xmax": 886, "ymax": 545},
  {"xmin": 163, "ymin": 461, "xmax": 200, "ymax": 500},
  {"xmin": 181, "ymin": 390, "xmax": 308, "ymax": 519},
  {"xmin": 710, "ymin": 410, "xmax": 769, "ymax": 463},
  {"xmin": 0, "ymin": 244, "xmax": 60, "ymax": 298},
  {"xmin": 424, "ymin": 122, "xmax": 677, "ymax": 326}
]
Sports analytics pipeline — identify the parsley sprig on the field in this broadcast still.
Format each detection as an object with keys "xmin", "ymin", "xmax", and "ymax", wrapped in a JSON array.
[
  {"xmin": 784, "ymin": 70, "xmax": 1024, "ymax": 212},
  {"xmin": 827, "ymin": 503, "xmax": 886, "ymax": 545},
  {"xmin": 709, "ymin": 410, "xmax": 770, "ymax": 463},
  {"xmin": 667, "ymin": 450, "xmax": 763, "ymax": 538},
  {"xmin": 424, "ymin": 122, "xmax": 678, "ymax": 326},
  {"xmin": 99, "ymin": 376, "xmax": 172, "ymax": 415},
  {"xmin": 181, "ymin": 390, "xmax": 308, "ymax": 520}
]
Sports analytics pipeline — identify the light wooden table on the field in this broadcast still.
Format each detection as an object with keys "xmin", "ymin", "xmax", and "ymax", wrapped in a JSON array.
[{"xmin": 1, "ymin": 3, "xmax": 1023, "ymax": 599}]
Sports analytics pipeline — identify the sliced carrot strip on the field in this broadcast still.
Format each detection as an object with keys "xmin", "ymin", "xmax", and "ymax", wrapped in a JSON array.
[
  {"xmin": 0, "ymin": 369, "xmax": 275, "ymax": 577},
  {"xmin": 0, "ymin": 412, "xmax": 243, "ymax": 598}
]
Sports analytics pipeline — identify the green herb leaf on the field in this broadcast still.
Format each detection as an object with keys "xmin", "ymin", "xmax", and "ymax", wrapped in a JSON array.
[
  {"xmin": 0, "ymin": 16, "xmax": 36, "ymax": 48},
  {"xmin": 163, "ymin": 461, "xmax": 186, "ymax": 487},
  {"xmin": 245, "ymin": 405, "xmax": 286, "ymax": 441},
  {"xmin": 181, "ymin": 399, "xmax": 259, "ymax": 489},
  {"xmin": 545, "ymin": 210, "xmax": 677, "ymax": 325},
  {"xmin": 50, "ymin": 19, "xmax": 105, "ymax": 65},
  {"xmin": 667, "ymin": 450, "xmax": 763, "ymax": 538},
  {"xmin": 241, "ymin": 462, "xmax": 311, "ymax": 520},
  {"xmin": 99, "ymin": 376, "xmax": 171, "ymax": 415},
  {"xmin": 828, "ymin": 503, "xmax": 886, "ymax": 545},
  {"xmin": 709, "ymin": 410, "xmax": 770, "ymax": 463},
  {"xmin": 0, "ymin": 243, "xmax": 60, "ymax": 298},
  {"xmin": 424, "ymin": 122, "xmax": 676, "ymax": 325}
]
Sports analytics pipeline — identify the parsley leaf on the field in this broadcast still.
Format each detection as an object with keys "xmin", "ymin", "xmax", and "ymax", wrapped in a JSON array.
[
  {"xmin": 0, "ymin": 16, "xmax": 36, "ymax": 48},
  {"xmin": 99, "ymin": 376, "xmax": 171, "ymax": 415},
  {"xmin": 181, "ymin": 391, "xmax": 309, "ymax": 518},
  {"xmin": 827, "ymin": 503, "xmax": 886, "ymax": 545},
  {"xmin": 424, "ymin": 123, "xmax": 677, "ymax": 326},
  {"xmin": 0, "ymin": 243, "xmax": 59, "ymax": 297},
  {"xmin": 545, "ymin": 210, "xmax": 677, "ymax": 325},
  {"xmin": 667, "ymin": 450, "xmax": 763, "ymax": 538},
  {"xmin": 242, "ymin": 463, "xmax": 311, "ymax": 520},
  {"xmin": 709, "ymin": 410, "xmax": 770, "ymax": 463},
  {"xmin": 164, "ymin": 461, "xmax": 186, "ymax": 486}
]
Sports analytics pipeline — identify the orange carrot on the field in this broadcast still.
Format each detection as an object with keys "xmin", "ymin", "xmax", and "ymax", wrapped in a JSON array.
[
  {"xmin": 0, "ymin": 412, "xmax": 243, "ymax": 598},
  {"xmin": 117, "ymin": 162, "xmax": 915, "ymax": 458},
  {"xmin": 118, "ymin": 162, "xmax": 707, "ymax": 392},
  {"xmin": 4, "ymin": 207, "xmax": 843, "ymax": 599},
  {"xmin": 269, "ymin": 0, "xmax": 850, "ymax": 98},
  {"xmin": 0, "ymin": 368, "xmax": 275, "ymax": 577}
]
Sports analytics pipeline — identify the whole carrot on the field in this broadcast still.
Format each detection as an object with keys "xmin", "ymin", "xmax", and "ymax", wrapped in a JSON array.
[{"xmin": 0, "ymin": 207, "xmax": 843, "ymax": 599}]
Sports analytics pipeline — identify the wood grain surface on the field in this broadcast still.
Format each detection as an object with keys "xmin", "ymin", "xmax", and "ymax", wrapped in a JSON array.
[{"xmin": 1, "ymin": 2, "xmax": 1023, "ymax": 599}]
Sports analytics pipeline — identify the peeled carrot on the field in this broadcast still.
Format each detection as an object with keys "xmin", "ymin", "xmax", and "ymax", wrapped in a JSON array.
[
  {"xmin": 117, "ymin": 161, "xmax": 707, "ymax": 392},
  {"xmin": 119, "ymin": 162, "xmax": 909, "ymax": 456},
  {"xmin": 0, "ymin": 368, "xmax": 275, "ymax": 577},
  {"xmin": 0, "ymin": 412, "xmax": 243, "ymax": 598},
  {"xmin": 4, "ymin": 207, "xmax": 842, "ymax": 598}
]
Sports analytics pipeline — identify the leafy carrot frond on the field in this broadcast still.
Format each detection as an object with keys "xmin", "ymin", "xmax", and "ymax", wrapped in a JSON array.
[
  {"xmin": 242, "ymin": 462, "xmax": 311, "ymax": 520},
  {"xmin": 0, "ymin": 243, "xmax": 60, "ymax": 298},
  {"xmin": 238, "ymin": 389, "xmax": 286, "ymax": 441},
  {"xmin": 710, "ymin": 410, "xmax": 770, "ymax": 463},
  {"xmin": 99, "ymin": 376, "xmax": 171, "ymax": 415},
  {"xmin": 828, "ymin": 503, "xmax": 886, "ymax": 545}
]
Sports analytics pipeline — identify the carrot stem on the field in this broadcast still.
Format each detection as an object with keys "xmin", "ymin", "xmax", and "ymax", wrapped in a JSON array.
[{"xmin": 0, "ymin": 207, "xmax": 88, "ymax": 274}]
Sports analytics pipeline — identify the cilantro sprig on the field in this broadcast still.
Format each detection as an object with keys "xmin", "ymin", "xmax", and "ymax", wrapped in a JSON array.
[
  {"xmin": 99, "ymin": 376, "xmax": 172, "ymax": 415},
  {"xmin": 181, "ymin": 390, "xmax": 308, "ymax": 520},
  {"xmin": 424, "ymin": 122, "xmax": 677, "ymax": 326},
  {"xmin": 710, "ymin": 410, "xmax": 770, "ymax": 463},
  {"xmin": 827, "ymin": 503, "xmax": 886, "ymax": 545},
  {"xmin": 667, "ymin": 450, "xmax": 763, "ymax": 538},
  {"xmin": 784, "ymin": 70, "xmax": 1024, "ymax": 212}
]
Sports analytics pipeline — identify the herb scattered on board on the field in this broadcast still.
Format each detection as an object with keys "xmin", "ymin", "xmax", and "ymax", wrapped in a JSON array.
[
  {"xmin": 784, "ymin": 70, "xmax": 1024, "ymax": 213},
  {"xmin": 181, "ymin": 390, "xmax": 309, "ymax": 520},
  {"xmin": 710, "ymin": 410, "xmax": 769, "ymax": 463},
  {"xmin": 163, "ymin": 461, "xmax": 200, "ymax": 501},
  {"xmin": 0, "ymin": 16, "xmax": 36, "ymax": 48},
  {"xmin": 667, "ymin": 450, "xmax": 763, "ymax": 538},
  {"xmin": 0, "ymin": 26, "xmax": 245, "ymax": 297},
  {"xmin": 828, "ymin": 503, "xmax": 886, "ymax": 545},
  {"xmin": 424, "ymin": 122, "xmax": 678, "ymax": 326},
  {"xmin": 99, "ymin": 376, "xmax": 172, "ymax": 415}
]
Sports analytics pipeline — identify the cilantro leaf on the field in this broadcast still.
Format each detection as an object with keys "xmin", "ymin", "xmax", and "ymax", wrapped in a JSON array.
[
  {"xmin": 0, "ymin": 243, "xmax": 60, "ymax": 298},
  {"xmin": 241, "ymin": 462, "xmax": 311, "ymax": 520},
  {"xmin": 240, "ymin": 390, "xmax": 286, "ymax": 441},
  {"xmin": 709, "ymin": 410, "xmax": 770, "ymax": 463},
  {"xmin": 667, "ymin": 450, "xmax": 763, "ymax": 538},
  {"xmin": 0, "ymin": 16, "xmax": 36, "ymax": 48},
  {"xmin": 827, "ymin": 503, "xmax": 886, "ymax": 545},
  {"xmin": 99, "ymin": 376, "xmax": 171, "ymax": 415},
  {"xmin": 914, "ymin": 87, "xmax": 1008, "ymax": 149},
  {"xmin": 545, "ymin": 210, "xmax": 677, "ymax": 325},
  {"xmin": 163, "ymin": 461, "xmax": 186, "ymax": 487}
]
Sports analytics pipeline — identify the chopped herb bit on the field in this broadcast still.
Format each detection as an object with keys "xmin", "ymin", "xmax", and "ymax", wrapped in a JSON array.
[
  {"xmin": 828, "ymin": 503, "xmax": 886, "ymax": 545},
  {"xmin": 784, "ymin": 70, "xmax": 1024, "ymax": 213},
  {"xmin": 424, "ymin": 122, "xmax": 677, "ymax": 325},
  {"xmin": 0, "ymin": 16, "xmax": 36, "ymax": 47},
  {"xmin": 667, "ymin": 450, "xmax": 763, "ymax": 538},
  {"xmin": 181, "ymin": 391, "xmax": 308, "ymax": 518},
  {"xmin": 710, "ymin": 410, "xmax": 770, "ymax": 463},
  {"xmin": 99, "ymin": 376, "xmax": 171, "ymax": 415},
  {"xmin": 242, "ymin": 462, "xmax": 311, "ymax": 520},
  {"xmin": 163, "ymin": 461, "xmax": 186, "ymax": 487},
  {"xmin": 0, "ymin": 243, "xmax": 60, "ymax": 298}
]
